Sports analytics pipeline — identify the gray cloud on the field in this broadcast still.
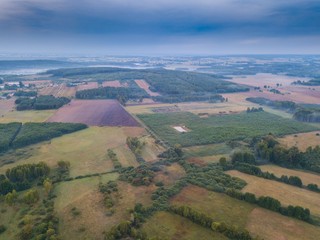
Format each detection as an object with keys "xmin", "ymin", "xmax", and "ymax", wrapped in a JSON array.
[{"xmin": 0, "ymin": 0, "xmax": 319, "ymax": 54}]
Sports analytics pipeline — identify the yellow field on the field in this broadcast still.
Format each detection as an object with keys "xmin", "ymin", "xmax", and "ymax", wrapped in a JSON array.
[
  {"xmin": 0, "ymin": 109, "xmax": 56, "ymax": 123},
  {"xmin": 126, "ymin": 101, "xmax": 252, "ymax": 115},
  {"xmin": 142, "ymin": 211, "xmax": 227, "ymax": 240},
  {"xmin": 170, "ymin": 185, "xmax": 320, "ymax": 240},
  {"xmin": 0, "ymin": 127, "xmax": 145, "ymax": 177},
  {"xmin": 227, "ymin": 170, "xmax": 320, "ymax": 217},
  {"xmin": 247, "ymin": 208, "xmax": 320, "ymax": 240},
  {"xmin": 278, "ymin": 131, "xmax": 320, "ymax": 151},
  {"xmin": 260, "ymin": 164, "xmax": 320, "ymax": 186}
]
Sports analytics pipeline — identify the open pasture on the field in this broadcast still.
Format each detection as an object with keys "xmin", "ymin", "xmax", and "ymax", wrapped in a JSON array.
[
  {"xmin": 170, "ymin": 185, "xmax": 320, "ymax": 240},
  {"xmin": 55, "ymin": 177, "xmax": 155, "ymax": 240},
  {"xmin": 0, "ymin": 126, "xmax": 144, "ymax": 177},
  {"xmin": 260, "ymin": 164, "xmax": 320, "ymax": 187},
  {"xmin": 277, "ymin": 131, "xmax": 320, "ymax": 151},
  {"xmin": 142, "ymin": 211, "xmax": 227, "ymax": 240},
  {"xmin": 138, "ymin": 111, "xmax": 318, "ymax": 147},
  {"xmin": 227, "ymin": 170, "xmax": 320, "ymax": 217},
  {"xmin": 47, "ymin": 99, "xmax": 140, "ymax": 126}
]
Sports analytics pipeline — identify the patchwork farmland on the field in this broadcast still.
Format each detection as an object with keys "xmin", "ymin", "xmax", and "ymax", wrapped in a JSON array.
[{"xmin": 47, "ymin": 99, "xmax": 139, "ymax": 126}]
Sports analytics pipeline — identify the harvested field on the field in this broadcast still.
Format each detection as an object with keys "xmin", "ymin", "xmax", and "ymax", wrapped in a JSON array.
[
  {"xmin": 224, "ymin": 85, "xmax": 320, "ymax": 105},
  {"xmin": 152, "ymin": 105, "xmax": 181, "ymax": 113},
  {"xmin": 260, "ymin": 164, "xmax": 320, "ymax": 187},
  {"xmin": 39, "ymin": 83, "xmax": 76, "ymax": 97},
  {"xmin": 187, "ymin": 154, "xmax": 230, "ymax": 165},
  {"xmin": 135, "ymin": 79, "xmax": 160, "ymax": 96},
  {"xmin": 102, "ymin": 80, "xmax": 124, "ymax": 87},
  {"xmin": 47, "ymin": 99, "xmax": 140, "ymax": 126},
  {"xmin": 76, "ymin": 82, "xmax": 98, "ymax": 91},
  {"xmin": 0, "ymin": 99, "xmax": 15, "ymax": 116},
  {"xmin": 229, "ymin": 73, "xmax": 306, "ymax": 88},
  {"xmin": 227, "ymin": 170, "xmax": 320, "ymax": 217},
  {"xmin": 278, "ymin": 131, "xmax": 320, "ymax": 151},
  {"xmin": 22, "ymin": 80, "xmax": 51, "ymax": 87},
  {"xmin": 170, "ymin": 185, "xmax": 320, "ymax": 240},
  {"xmin": 247, "ymin": 208, "xmax": 320, "ymax": 240},
  {"xmin": 127, "ymin": 101, "xmax": 252, "ymax": 115}
]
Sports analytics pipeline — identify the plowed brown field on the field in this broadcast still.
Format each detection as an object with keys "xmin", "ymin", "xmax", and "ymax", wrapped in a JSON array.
[{"xmin": 47, "ymin": 99, "xmax": 139, "ymax": 126}]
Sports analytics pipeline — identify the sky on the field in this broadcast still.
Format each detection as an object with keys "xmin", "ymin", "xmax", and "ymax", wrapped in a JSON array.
[{"xmin": 0, "ymin": 0, "xmax": 319, "ymax": 55}]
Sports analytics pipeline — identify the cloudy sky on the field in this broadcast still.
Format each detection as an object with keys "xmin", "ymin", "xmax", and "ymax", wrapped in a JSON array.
[{"xmin": 0, "ymin": 0, "xmax": 319, "ymax": 55}]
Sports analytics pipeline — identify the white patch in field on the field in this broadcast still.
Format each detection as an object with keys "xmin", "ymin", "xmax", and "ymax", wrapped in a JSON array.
[{"xmin": 173, "ymin": 126, "xmax": 188, "ymax": 133}]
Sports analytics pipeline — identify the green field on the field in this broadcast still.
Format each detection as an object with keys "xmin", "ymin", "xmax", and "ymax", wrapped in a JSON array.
[
  {"xmin": 138, "ymin": 111, "xmax": 318, "ymax": 147},
  {"xmin": 0, "ymin": 109, "xmax": 55, "ymax": 123},
  {"xmin": 142, "ymin": 211, "xmax": 227, "ymax": 240}
]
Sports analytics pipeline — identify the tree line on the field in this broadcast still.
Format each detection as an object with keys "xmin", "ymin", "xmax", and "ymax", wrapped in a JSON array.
[
  {"xmin": 170, "ymin": 205, "xmax": 256, "ymax": 240},
  {"xmin": 226, "ymin": 189, "xmax": 312, "ymax": 223},
  {"xmin": 256, "ymin": 135, "xmax": 320, "ymax": 173},
  {"xmin": 15, "ymin": 95, "xmax": 70, "ymax": 111},
  {"xmin": 0, "ymin": 162, "xmax": 50, "ymax": 195},
  {"xmin": 75, "ymin": 86, "xmax": 148, "ymax": 103}
]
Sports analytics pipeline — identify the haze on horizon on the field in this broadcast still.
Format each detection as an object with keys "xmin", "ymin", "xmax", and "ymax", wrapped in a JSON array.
[{"xmin": 0, "ymin": 0, "xmax": 319, "ymax": 56}]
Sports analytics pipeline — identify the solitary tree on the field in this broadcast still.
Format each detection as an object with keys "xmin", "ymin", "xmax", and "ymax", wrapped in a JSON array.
[{"xmin": 43, "ymin": 178, "xmax": 53, "ymax": 196}]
